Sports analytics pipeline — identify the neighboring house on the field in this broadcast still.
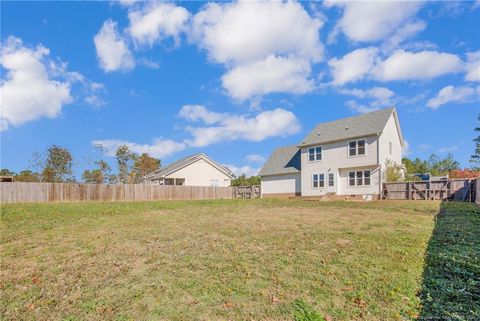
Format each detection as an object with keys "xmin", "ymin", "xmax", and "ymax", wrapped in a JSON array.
[
  {"xmin": 259, "ymin": 107, "xmax": 404, "ymax": 198},
  {"xmin": 144, "ymin": 153, "xmax": 234, "ymax": 187}
]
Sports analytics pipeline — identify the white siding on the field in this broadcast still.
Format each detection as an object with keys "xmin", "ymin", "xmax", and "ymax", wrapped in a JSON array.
[
  {"xmin": 261, "ymin": 173, "xmax": 301, "ymax": 195},
  {"xmin": 165, "ymin": 159, "xmax": 232, "ymax": 187},
  {"xmin": 337, "ymin": 166, "xmax": 381, "ymax": 196},
  {"xmin": 300, "ymin": 135, "xmax": 378, "ymax": 196},
  {"xmin": 378, "ymin": 113, "xmax": 402, "ymax": 168}
]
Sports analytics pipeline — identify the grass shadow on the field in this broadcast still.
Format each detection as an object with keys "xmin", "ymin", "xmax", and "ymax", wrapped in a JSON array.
[{"xmin": 418, "ymin": 202, "xmax": 480, "ymax": 320}]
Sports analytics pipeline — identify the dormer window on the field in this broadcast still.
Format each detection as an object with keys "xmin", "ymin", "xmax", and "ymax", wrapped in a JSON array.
[
  {"xmin": 308, "ymin": 146, "xmax": 322, "ymax": 162},
  {"xmin": 348, "ymin": 139, "xmax": 366, "ymax": 157}
]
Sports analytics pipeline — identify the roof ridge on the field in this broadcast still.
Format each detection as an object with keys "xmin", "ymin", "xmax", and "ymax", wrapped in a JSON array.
[
  {"xmin": 299, "ymin": 107, "xmax": 396, "ymax": 147},
  {"xmin": 315, "ymin": 107, "xmax": 394, "ymax": 126}
]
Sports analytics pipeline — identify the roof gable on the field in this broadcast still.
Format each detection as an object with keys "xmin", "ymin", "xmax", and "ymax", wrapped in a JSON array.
[
  {"xmin": 145, "ymin": 153, "xmax": 234, "ymax": 179},
  {"xmin": 259, "ymin": 145, "xmax": 301, "ymax": 176},
  {"xmin": 299, "ymin": 107, "xmax": 396, "ymax": 147}
]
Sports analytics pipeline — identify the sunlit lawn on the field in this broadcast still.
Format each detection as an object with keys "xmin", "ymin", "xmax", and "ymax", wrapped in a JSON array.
[{"xmin": 1, "ymin": 199, "xmax": 476, "ymax": 321}]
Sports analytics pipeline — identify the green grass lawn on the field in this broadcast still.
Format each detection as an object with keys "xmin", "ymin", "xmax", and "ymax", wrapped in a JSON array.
[{"xmin": 0, "ymin": 199, "xmax": 478, "ymax": 321}]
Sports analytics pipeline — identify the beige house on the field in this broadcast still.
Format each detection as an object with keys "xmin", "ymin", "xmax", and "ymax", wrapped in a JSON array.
[
  {"xmin": 144, "ymin": 153, "xmax": 234, "ymax": 187},
  {"xmin": 259, "ymin": 107, "xmax": 404, "ymax": 198}
]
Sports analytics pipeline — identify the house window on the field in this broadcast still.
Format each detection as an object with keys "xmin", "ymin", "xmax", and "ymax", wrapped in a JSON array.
[
  {"xmin": 358, "ymin": 140, "xmax": 366, "ymax": 155},
  {"xmin": 210, "ymin": 179, "xmax": 219, "ymax": 187},
  {"xmin": 319, "ymin": 174, "xmax": 325, "ymax": 187},
  {"xmin": 312, "ymin": 174, "xmax": 325, "ymax": 188},
  {"xmin": 348, "ymin": 172, "xmax": 355, "ymax": 186},
  {"xmin": 328, "ymin": 173, "xmax": 334, "ymax": 187},
  {"xmin": 356, "ymin": 171, "xmax": 363, "ymax": 186},
  {"xmin": 348, "ymin": 139, "xmax": 366, "ymax": 156},
  {"xmin": 349, "ymin": 170, "xmax": 372, "ymax": 186},
  {"xmin": 308, "ymin": 146, "xmax": 322, "ymax": 161},
  {"xmin": 349, "ymin": 141, "xmax": 356, "ymax": 156},
  {"xmin": 312, "ymin": 174, "xmax": 319, "ymax": 188},
  {"xmin": 389, "ymin": 142, "xmax": 392, "ymax": 155},
  {"xmin": 364, "ymin": 170, "xmax": 371, "ymax": 185}
]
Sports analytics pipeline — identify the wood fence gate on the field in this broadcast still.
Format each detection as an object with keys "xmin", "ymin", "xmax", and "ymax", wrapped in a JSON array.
[
  {"xmin": 383, "ymin": 179, "xmax": 475, "ymax": 201},
  {"xmin": 232, "ymin": 185, "xmax": 261, "ymax": 199}
]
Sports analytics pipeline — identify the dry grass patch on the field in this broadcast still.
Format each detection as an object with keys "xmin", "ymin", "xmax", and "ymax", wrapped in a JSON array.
[{"xmin": 1, "ymin": 199, "xmax": 440, "ymax": 320}]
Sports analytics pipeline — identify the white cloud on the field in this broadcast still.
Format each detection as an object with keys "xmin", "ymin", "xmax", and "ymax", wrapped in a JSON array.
[
  {"xmin": 127, "ymin": 2, "xmax": 190, "ymax": 47},
  {"xmin": 84, "ymin": 82, "xmax": 107, "ymax": 107},
  {"xmin": 418, "ymin": 143, "xmax": 432, "ymax": 152},
  {"xmin": 223, "ymin": 164, "xmax": 260, "ymax": 177},
  {"xmin": 340, "ymin": 86, "xmax": 394, "ymax": 114},
  {"xmin": 372, "ymin": 50, "xmax": 463, "ymax": 81},
  {"xmin": 345, "ymin": 100, "xmax": 380, "ymax": 114},
  {"xmin": 191, "ymin": 1, "xmax": 323, "ymax": 99},
  {"xmin": 381, "ymin": 20, "xmax": 426, "ymax": 52},
  {"xmin": 93, "ymin": 105, "xmax": 301, "ymax": 160},
  {"xmin": 0, "ymin": 37, "xmax": 73, "ymax": 131},
  {"xmin": 339, "ymin": 87, "xmax": 394, "ymax": 102},
  {"xmin": 328, "ymin": 47, "xmax": 379, "ymax": 85},
  {"xmin": 222, "ymin": 55, "xmax": 313, "ymax": 100},
  {"xmin": 329, "ymin": 48, "xmax": 463, "ymax": 84},
  {"xmin": 117, "ymin": 0, "xmax": 139, "ymax": 7},
  {"xmin": 246, "ymin": 154, "xmax": 266, "ymax": 163},
  {"xmin": 402, "ymin": 140, "xmax": 411, "ymax": 157},
  {"xmin": 325, "ymin": 1, "xmax": 424, "ymax": 43},
  {"xmin": 94, "ymin": 20, "xmax": 135, "ymax": 72},
  {"xmin": 91, "ymin": 138, "xmax": 186, "ymax": 159},
  {"xmin": 465, "ymin": 51, "xmax": 480, "ymax": 82},
  {"xmin": 427, "ymin": 85, "xmax": 480, "ymax": 109},
  {"xmin": 178, "ymin": 104, "xmax": 224, "ymax": 124},
  {"xmin": 178, "ymin": 105, "xmax": 300, "ymax": 147},
  {"xmin": 191, "ymin": 1, "xmax": 323, "ymax": 65},
  {"xmin": 438, "ymin": 146, "xmax": 458, "ymax": 153},
  {"xmin": 137, "ymin": 58, "xmax": 160, "ymax": 69}
]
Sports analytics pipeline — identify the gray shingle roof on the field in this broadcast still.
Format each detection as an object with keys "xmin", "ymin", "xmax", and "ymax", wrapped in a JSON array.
[
  {"xmin": 145, "ymin": 153, "xmax": 233, "ymax": 179},
  {"xmin": 299, "ymin": 107, "xmax": 395, "ymax": 147},
  {"xmin": 258, "ymin": 145, "xmax": 301, "ymax": 176}
]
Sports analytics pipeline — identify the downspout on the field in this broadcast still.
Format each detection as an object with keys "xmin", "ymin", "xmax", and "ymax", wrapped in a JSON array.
[{"xmin": 377, "ymin": 132, "xmax": 382, "ymax": 198}]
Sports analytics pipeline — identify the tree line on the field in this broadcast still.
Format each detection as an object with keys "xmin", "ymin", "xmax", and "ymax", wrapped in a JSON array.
[{"xmin": 0, "ymin": 144, "xmax": 160, "ymax": 184}]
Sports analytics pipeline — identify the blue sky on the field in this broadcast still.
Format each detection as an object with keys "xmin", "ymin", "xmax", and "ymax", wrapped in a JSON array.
[{"xmin": 1, "ymin": 0, "xmax": 479, "ymax": 178}]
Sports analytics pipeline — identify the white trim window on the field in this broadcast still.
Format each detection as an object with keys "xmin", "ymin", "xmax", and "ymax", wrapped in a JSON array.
[
  {"xmin": 348, "ymin": 139, "xmax": 366, "ymax": 157},
  {"xmin": 328, "ymin": 173, "xmax": 334, "ymax": 187},
  {"xmin": 312, "ymin": 173, "xmax": 325, "ymax": 188},
  {"xmin": 308, "ymin": 146, "xmax": 322, "ymax": 162},
  {"xmin": 313, "ymin": 174, "xmax": 319, "ymax": 188},
  {"xmin": 348, "ymin": 170, "xmax": 371, "ymax": 186}
]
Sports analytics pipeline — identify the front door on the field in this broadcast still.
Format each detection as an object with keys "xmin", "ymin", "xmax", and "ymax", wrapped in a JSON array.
[{"xmin": 327, "ymin": 172, "xmax": 336, "ymax": 194}]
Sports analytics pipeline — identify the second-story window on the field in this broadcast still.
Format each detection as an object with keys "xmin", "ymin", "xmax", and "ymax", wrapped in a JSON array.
[
  {"xmin": 389, "ymin": 142, "xmax": 392, "ymax": 155},
  {"xmin": 348, "ymin": 139, "xmax": 366, "ymax": 156},
  {"xmin": 308, "ymin": 146, "xmax": 322, "ymax": 161}
]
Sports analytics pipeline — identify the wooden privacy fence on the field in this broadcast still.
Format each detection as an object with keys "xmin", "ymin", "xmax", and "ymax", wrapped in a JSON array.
[
  {"xmin": 383, "ymin": 179, "xmax": 475, "ymax": 201},
  {"xmin": 232, "ymin": 185, "xmax": 261, "ymax": 199},
  {"xmin": 0, "ymin": 182, "xmax": 233, "ymax": 204}
]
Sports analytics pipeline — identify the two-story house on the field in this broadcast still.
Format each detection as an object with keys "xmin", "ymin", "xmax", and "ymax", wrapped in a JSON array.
[{"xmin": 259, "ymin": 107, "xmax": 404, "ymax": 199}]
